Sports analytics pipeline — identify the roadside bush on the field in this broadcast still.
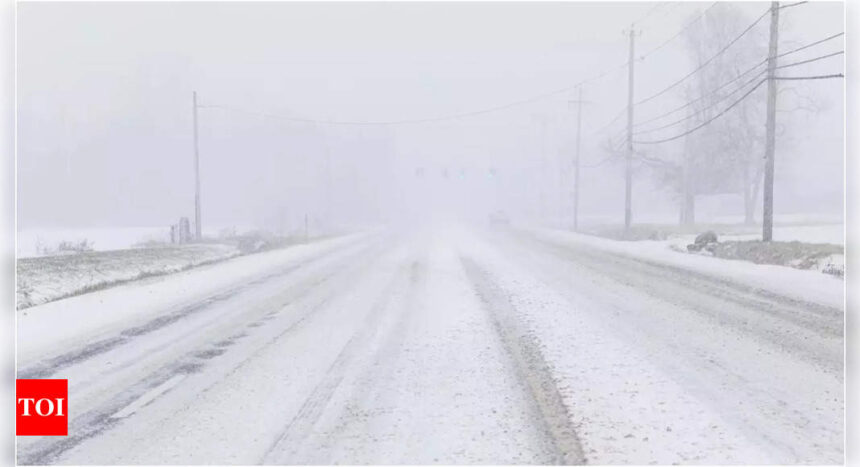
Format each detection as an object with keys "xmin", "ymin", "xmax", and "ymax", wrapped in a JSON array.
[
  {"xmin": 35, "ymin": 238, "xmax": 95, "ymax": 256},
  {"xmin": 708, "ymin": 240, "xmax": 843, "ymax": 276},
  {"xmin": 231, "ymin": 230, "xmax": 302, "ymax": 254}
]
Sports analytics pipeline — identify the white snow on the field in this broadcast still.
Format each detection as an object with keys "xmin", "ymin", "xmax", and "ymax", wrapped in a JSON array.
[
  {"xmin": 110, "ymin": 375, "xmax": 186, "ymax": 420},
  {"xmin": 459, "ymin": 227, "xmax": 842, "ymax": 464},
  {"xmin": 528, "ymin": 226, "xmax": 844, "ymax": 310},
  {"xmin": 15, "ymin": 226, "xmax": 843, "ymax": 464},
  {"xmin": 33, "ymin": 232, "xmax": 560, "ymax": 464},
  {"xmin": 17, "ymin": 227, "xmax": 172, "ymax": 257},
  {"xmin": 664, "ymin": 223, "xmax": 845, "ymax": 246},
  {"xmin": 16, "ymin": 232, "xmax": 372, "ymax": 367},
  {"xmin": 17, "ymin": 243, "xmax": 240, "ymax": 309}
]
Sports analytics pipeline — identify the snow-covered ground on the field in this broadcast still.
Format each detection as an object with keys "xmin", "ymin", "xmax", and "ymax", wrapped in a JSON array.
[
  {"xmin": 559, "ymin": 219, "xmax": 845, "ymax": 277},
  {"xmin": 17, "ymin": 232, "xmax": 373, "ymax": 364},
  {"xmin": 527, "ymin": 227, "xmax": 843, "ymax": 309},
  {"xmin": 15, "ymin": 226, "xmax": 843, "ymax": 465},
  {"xmin": 16, "ymin": 243, "xmax": 240, "ymax": 310},
  {"xmin": 669, "ymin": 223, "xmax": 844, "ymax": 246},
  {"xmin": 571, "ymin": 212, "xmax": 843, "ymax": 232},
  {"xmin": 15, "ymin": 223, "xmax": 353, "ymax": 309},
  {"xmin": 659, "ymin": 224, "xmax": 844, "ymax": 276},
  {"xmin": 17, "ymin": 227, "xmax": 172, "ymax": 258},
  {"xmin": 464, "ymin": 227, "xmax": 842, "ymax": 463},
  {"xmin": 17, "ymin": 225, "xmax": 274, "ymax": 258}
]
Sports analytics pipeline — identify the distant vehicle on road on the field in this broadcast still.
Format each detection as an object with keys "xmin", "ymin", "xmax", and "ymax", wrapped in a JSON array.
[{"xmin": 488, "ymin": 210, "xmax": 510, "ymax": 226}]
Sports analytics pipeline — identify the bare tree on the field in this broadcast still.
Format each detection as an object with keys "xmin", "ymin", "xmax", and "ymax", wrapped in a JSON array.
[{"xmin": 644, "ymin": 4, "xmax": 769, "ymax": 226}]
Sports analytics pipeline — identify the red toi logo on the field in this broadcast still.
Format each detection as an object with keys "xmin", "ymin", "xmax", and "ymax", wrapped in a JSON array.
[{"xmin": 16, "ymin": 379, "xmax": 68, "ymax": 436}]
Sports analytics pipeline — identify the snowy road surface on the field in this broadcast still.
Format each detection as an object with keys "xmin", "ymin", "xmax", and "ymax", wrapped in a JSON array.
[{"xmin": 16, "ymin": 227, "xmax": 844, "ymax": 464}]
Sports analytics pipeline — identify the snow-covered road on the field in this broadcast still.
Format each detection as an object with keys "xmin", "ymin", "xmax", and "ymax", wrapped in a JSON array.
[{"xmin": 16, "ymin": 227, "xmax": 844, "ymax": 464}]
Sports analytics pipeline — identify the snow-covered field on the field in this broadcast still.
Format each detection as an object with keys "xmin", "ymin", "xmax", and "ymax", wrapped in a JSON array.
[
  {"xmin": 16, "ymin": 224, "xmax": 348, "ymax": 309},
  {"xmin": 17, "ymin": 243, "xmax": 240, "ymax": 309},
  {"xmin": 16, "ymin": 225, "xmax": 271, "ymax": 258},
  {"xmin": 15, "ymin": 226, "xmax": 842, "ymax": 464},
  {"xmin": 17, "ymin": 227, "xmax": 172, "ymax": 258}
]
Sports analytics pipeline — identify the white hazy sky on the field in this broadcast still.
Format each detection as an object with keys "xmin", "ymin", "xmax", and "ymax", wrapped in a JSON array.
[{"xmin": 17, "ymin": 1, "xmax": 844, "ymax": 231}]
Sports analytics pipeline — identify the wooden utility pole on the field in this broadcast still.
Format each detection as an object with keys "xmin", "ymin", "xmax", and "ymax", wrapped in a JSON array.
[
  {"xmin": 193, "ymin": 91, "xmax": 202, "ymax": 241},
  {"xmin": 625, "ymin": 27, "xmax": 636, "ymax": 231},
  {"xmin": 762, "ymin": 1, "xmax": 779, "ymax": 241},
  {"xmin": 681, "ymin": 106, "xmax": 695, "ymax": 226},
  {"xmin": 568, "ymin": 87, "xmax": 589, "ymax": 232},
  {"xmin": 531, "ymin": 114, "xmax": 550, "ymax": 222},
  {"xmin": 539, "ymin": 117, "xmax": 548, "ymax": 221}
]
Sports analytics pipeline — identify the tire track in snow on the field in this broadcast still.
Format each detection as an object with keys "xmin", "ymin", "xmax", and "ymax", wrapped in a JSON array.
[
  {"xmin": 17, "ymin": 238, "xmax": 388, "ymax": 465},
  {"xmin": 508, "ymin": 230, "xmax": 843, "ymax": 373},
  {"xmin": 18, "ymin": 236, "xmax": 374, "ymax": 380},
  {"xmin": 460, "ymin": 256, "xmax": 586, "ymax": 465},
  {"xmin": 487, "ymin": 229, "xmax": 842, "ymax": 463},
  {"xmin": 261, "ymin": 260, "xmax": 423, "ymax": 463},
  {"xmin": 516, "ymin": 230, "xmax": 841, "ymax": 331}
]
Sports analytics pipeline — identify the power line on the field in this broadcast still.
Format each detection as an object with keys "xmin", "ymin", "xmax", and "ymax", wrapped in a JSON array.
[
  {"xmin": 774, "ymin": 50, "xmax": 844, "ymax": 70},
  {"xmin": 632, "ymin": 32, "xmax": 843, "ymax": 130},
  {"xmin": 198, "ymin": 2, "xmax": 727, "ymax": 131},
  {"xmin": 589, "ymin": 3, "xmax": 724, "ymax": 137},
  {"xmin": 634, "ymin": 49, "xmax": 843, "ymax": 135},
  {"xmin": 589, "ymin": 106, "xmax": 627, "ymax": 136},
  {"xmin": 774, "ymin": 73, "xmax": 844, "ymax": 80},
  {"xmin": 637, "ymin": 1, "xmax": 720, "ymax": 62},
  {"xmin": 635, "ymin": 6, "xmax": 770, "ymax": 107},
  {"xmin": 634, "ymin": 1, "xmax": 819, "ymax": 109},
  {"xmin": 579, "ymin": 61, "xmax": 631, "ymax": 88},
  {"xmin": 633, "ymin": 69, "xmax": 765, "ymax": 136},
  {"xmin": 779, "ymin": 1, "xmax": 809, "ymax": 9},
  {"xmin": 633, "ymin": 78, "xmax": 766, "ymax": 145},
  {"xmin": 631, "ymin": 2, "xmax": 665, "ymax": 26},
  {"xmin": 198, "ymin": 60, "xmax": 630, "ymax": 127},
  {"xmin": 580, "ymin": 153, "xmax": 619, "ymax": 169},
  {"xmin": 652, "ymin": 1, "xmax": 684, "ymax": 22},
  {"xmin": 633, "ymin": 64, "xmax": 765, "ymax": 129},
  {"xmin": 193, "ymin": 8, "xmax": 839, "ymax": 131},
  {"xmin": 642, "ymin": 0, "xmax": 683, "ymax": 27},
  {"xmin": 634, "ymin": 151, "xmax": 677, "ymax": 168},
  {"xmin": 776, "ymin": 31, "xmax": 844, "ymax": 59}
]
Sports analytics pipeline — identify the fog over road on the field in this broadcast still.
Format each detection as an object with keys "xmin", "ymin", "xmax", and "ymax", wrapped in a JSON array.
[{"xmin": 16, "ymin": 227, "xmax": 843, "ymax": 465}]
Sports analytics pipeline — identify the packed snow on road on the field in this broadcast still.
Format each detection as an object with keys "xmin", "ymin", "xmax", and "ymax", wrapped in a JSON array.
[{"xmin": 16, "ymin": 226, "xmax": 843, "ymax": 465}]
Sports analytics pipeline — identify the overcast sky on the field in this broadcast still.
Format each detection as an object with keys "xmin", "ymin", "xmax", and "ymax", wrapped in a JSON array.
[{"xmin": 17, "ymin": 1, "xmax": 844, "ymax": 231}]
